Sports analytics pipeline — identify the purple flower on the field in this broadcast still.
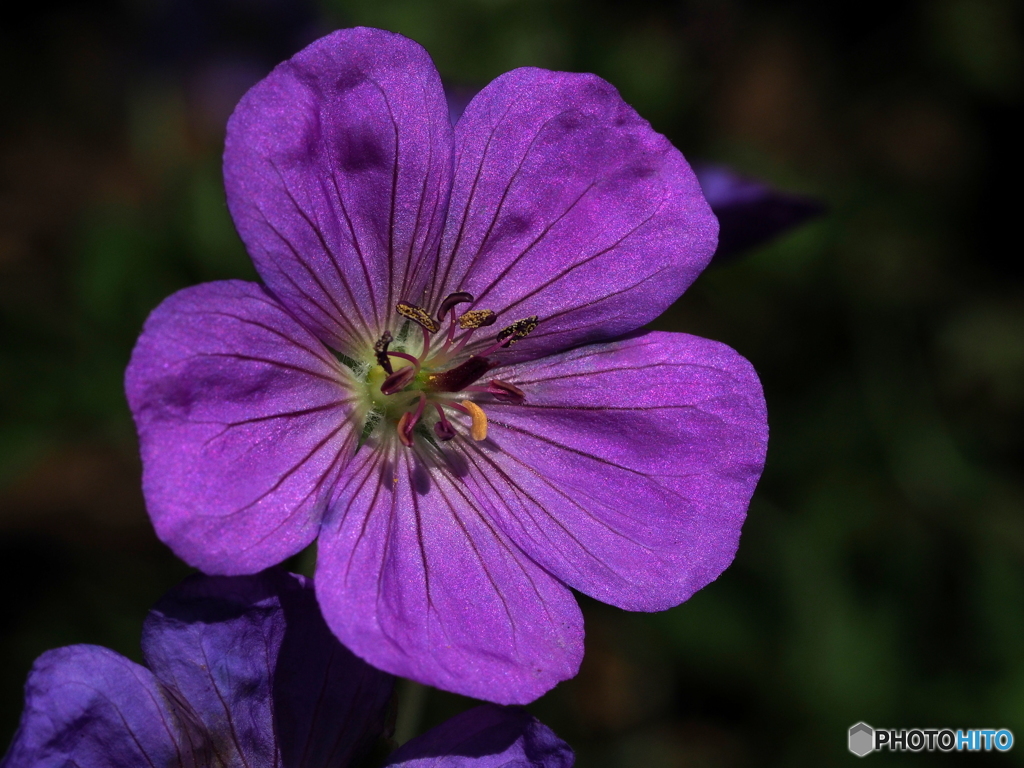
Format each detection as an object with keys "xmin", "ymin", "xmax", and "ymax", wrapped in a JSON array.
[
  {"xmin": 1, "ymin": 568, "xmax": 574, "ymax": 768},
  {"xmin": 693, "ymin": 164, "xmax": 825, "ymax": 261},
  {"xmin": 125, "ymin": 27, "xmax": 768, "ymax": 704}
]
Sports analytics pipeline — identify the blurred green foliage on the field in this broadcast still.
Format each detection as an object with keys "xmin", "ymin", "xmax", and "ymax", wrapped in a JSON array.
[{"xmin": 2, "ymin": 0, "xmax": 1022, "ymax": 765}]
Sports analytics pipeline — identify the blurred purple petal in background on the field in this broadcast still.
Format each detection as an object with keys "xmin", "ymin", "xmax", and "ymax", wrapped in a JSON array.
[{"xmin": 694, "ymin": 164, "xmax": 825, "ymax": 260}]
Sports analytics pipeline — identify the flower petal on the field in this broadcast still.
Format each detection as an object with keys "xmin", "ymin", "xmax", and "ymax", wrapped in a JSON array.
[
  {"xmin": 384, "ymin": 704, "xmax": 574, "ymax": 767},
  {"xmin": 273, "ymin": 574, "xmax": 395, "ymax": 768},
  {"xmin": 460, "ymin": 331, "xmax": 767, "ymax": 611},
  {"xmin": 0, "ymin": 645, "xmax": 205, "ymax": 768},
  {"xmin": 224, "ymin": 27, "xmax": 454, "ymax": 351},
  {"xmin": 425, "ymin": 68, "xmax": 716, "ymax": 362},
  {"xmin": 125, "ymin": 280, "xmax": 354, "ymax": 575},
  {"xmin": 141, "ymin": 569, "xmax": 394, "ymax": 768},
  {"xmin": 315, "ymin": 444, "xmax": 583, "ymax": 705}
]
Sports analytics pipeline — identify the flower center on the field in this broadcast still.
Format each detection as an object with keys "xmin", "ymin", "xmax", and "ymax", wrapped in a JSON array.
[{"xmin": 353, "ymin": 292, "xmax": 536, "ymax": 448}]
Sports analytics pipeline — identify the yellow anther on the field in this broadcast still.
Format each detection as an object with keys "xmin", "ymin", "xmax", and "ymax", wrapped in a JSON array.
[
  {"xmin": 461, "ymin": 400, "xmax": 488, "ymax": 441},
  {"xmin": 496, "ymin": 316, "xmax": 539, "ymax": 346},
  {"xmin": 396, "ymin": 301, "xmax": 440, "ymax": 333},
  {"xmin": 458, "ymin": 309, "xmax": 496, "ymax": 329}
]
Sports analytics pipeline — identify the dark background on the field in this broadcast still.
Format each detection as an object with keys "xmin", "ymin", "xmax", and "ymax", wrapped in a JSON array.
[{"xmin": 2, "ymin": 0, "xmax": 1022, "ymax": 765}]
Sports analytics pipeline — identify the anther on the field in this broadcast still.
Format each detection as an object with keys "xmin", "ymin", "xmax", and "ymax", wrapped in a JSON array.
[
  {"xmin": 380, "ymin": 366, "xmax": 416, "ymax": 395},
  {"xmin": 461, "ymin": 400, "xmax": 488, "ymax": 441},
  {"xmin": 496, "ymin": 316, "xmax": 539, "ymax": 346},
  {"xmin": 374, "ymin": 331, "xmax": 394, "ymax": 374},
  {"xmin": 488, "ymin": 380, "xmax": 526, "ymax": 404},
  {"xmin": 396, "ymin": 301, "xmax": 440, "ymax": 333},
  {"xmin": 426, "ymin": 356, "xmax": 494, "ymax": 392},
  {"xmin": 397, "ymin": 411, "xmax": 416, "ymax": 447},
  {"xmin": 458, "ymin": 309, "xmax": 497, "ymax": 329},
  {"xmin": 433, "ymin": 411, "xmax": 457, "ymax": 441},
  {"xmin": 437, "ymin": 291, "xmax": 474, "ymax": 321}
]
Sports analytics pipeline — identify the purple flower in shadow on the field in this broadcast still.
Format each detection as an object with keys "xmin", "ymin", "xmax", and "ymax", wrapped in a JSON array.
[
  {"xmin": 125, "ymin": 27, "xmax": 768, "ymax": 704},
  {"xmin": 694, "ymin": 164, "xmax": 825, "ymax": 261},
  {"xmin": 0, "ymin": 569, "xmax": 573, "ymax": 768}
]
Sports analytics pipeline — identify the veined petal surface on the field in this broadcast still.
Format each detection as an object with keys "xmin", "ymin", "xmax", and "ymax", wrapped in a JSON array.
[
  {"xmin": 427, "ymin": 68, "xmax": 717, "ymax": 363},
  {"xmin": 465, "ymin": 331, "xmax": 767, "ymax": 611},
  {"xmin": 0, "ymin": 646, "xmax": 204, "ymax": 768},
  {"xmin": 125, "ymin": 280, "xmax": 354, "ymax": 575},
  {"xmin": 384, "ymin": 704, "xmax": 574, "ymax": 767},
  {"xmin": 225, "ymin": 27, "xmax": 453, "ymax": 351},
  {"xmin": 142, "ymin": 569, "xmax": 393, "ymax": 768},
  {"xmin": 315, "ymin": 445, "xmax": 583, "ymax": 705}
]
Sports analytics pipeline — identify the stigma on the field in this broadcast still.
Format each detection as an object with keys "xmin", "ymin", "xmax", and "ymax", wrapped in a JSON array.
[{"xmin": 358, "ymin": 291, "xmax": 537, "ymax": 448}]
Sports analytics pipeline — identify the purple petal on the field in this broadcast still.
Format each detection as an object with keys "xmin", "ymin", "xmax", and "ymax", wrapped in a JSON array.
[
  {"xmin": 314, "ymin": 445, "xmax": 583, "ymax": 705},
  {"xmin": 273, "ymin": 574, "xmax": 395, "ymax": 767},
  {"xmin": 224, "ymin": 27, "xmax": 454, "ymax": 352},
  {"xmin": 463, "ymin": 331, "xmax": 767, "ymax": 611},
  {"xmin": 125, "ymin": 280, "xmax": 353, "ymax": 575},
  {"xmin": 424, "ymin": 68, "xmax": 717, "ymax": 363},
  {"xmin": 0, "ymin": 646, "xmax": 205, "ymax": 768},
  {"xmin": 384, "ymin": 704, "xmax": 574, "ymax": 767},
  {"xmin": 694, "ymin": 163, "xmax": 825, "ymax": 260},
  {"xmin": 141, "ymin": 569, "xmax": 393, "ymax": 768}
]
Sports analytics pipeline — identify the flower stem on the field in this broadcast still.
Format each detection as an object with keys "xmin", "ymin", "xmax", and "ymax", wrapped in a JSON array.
[{"xmin": 394, "ymin": 678, "xmax": 428, "ymax": 745}]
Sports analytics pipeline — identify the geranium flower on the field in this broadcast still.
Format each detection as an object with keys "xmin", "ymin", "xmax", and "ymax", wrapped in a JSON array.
[
  {"xmin": 1, "ymin": 569, "xmax": 573, "ymax": 768},
  {"xmin": 126, "ymin": 27, "xmax": 768, "ymax": 704},
  {"xmin": 693, "ymin": 163, "xmax": 825, "ymax": 260}
]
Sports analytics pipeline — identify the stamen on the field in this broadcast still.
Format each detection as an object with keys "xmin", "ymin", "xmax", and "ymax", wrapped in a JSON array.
[
  {"xmin": 496, "ymin": 316, "xmax": 539, "ymax": 346},
  {"xmin": 426, "ymin": 356, "xmax": 494, "ymax": 392},
  {"xmin": 461, "ymin": 400, "xmax": 488, "ymax": 441},
  {"xmin": 397, "ymin": 411, "xmax": 415, "ymax": 447},
  {"xmin": 374, "ymin": 331, "xmax": 394, "ymax": 374},
  {"xmin": 433, "ymin": 404, "xmax": 457, "ymax": 441},
  {"xmin": 464, "ymin": 380, "xmax": 526, "ymax": 404},
  {"xmin": 437, "ymin": 291, "xmax": 473, "ymax": 321},
  {"xmin": 397, "ymin": 393, "xmax": 427, "ymax": 447},
  {"xmin": 367, "ymin": 298, "xmax": 532, "ymax": 450},
  {"xmin": 380, "ymin": 366, "xmax": 416, "ymax": 395},
  {"xmin": 477, "ymin": 316, "xmax": 541, "ymax": 357},
  {"xmin": 387, "ymin": 350, "xmax": 420, "ymax": 368},
  {"xmin": 419, "ymin": 323, "xmax": 432, "ymax": 361},
  {"xmin": 447, "ymin": 310, "xmax": 499, "ymax": 358},
  {"xmin": 458, "ymin": 309, "xmax": 497, "ymax": 329},
  {"xmin": 396, "ymin": 301, "xmax": 440, "ymax": 333},
  {"xmin": 488, "ymin": 379, "xmax": 525, "ymax": 404}
]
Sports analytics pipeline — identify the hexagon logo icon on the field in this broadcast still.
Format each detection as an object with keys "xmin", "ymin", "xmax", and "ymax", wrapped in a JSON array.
[{"xmin": 849, "ymin": 722, "xmax": 874, "ymax": 757}]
